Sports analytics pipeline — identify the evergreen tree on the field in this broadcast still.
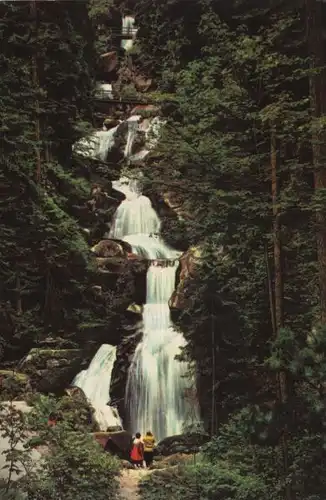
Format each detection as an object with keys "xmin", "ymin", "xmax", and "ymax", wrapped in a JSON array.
[{"xmin": 0, "ymin": 1, "xmax": 127, "ymax": 363}]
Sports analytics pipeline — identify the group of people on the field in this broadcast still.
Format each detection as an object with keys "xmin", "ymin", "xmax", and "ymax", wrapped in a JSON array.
[{"xmin": 130, "ymin": 431, "xmax": 156, "ymax": 468}]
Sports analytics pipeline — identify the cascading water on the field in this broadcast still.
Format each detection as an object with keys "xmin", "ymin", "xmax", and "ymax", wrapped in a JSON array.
[
  {"xmin": 73, "ymin": 110, "xmax": 198, "ymax": 438},
  {"xmin": 121, "ymin": 16, "xmax": 137, "ymax": 51},
  {"xmin": 72, "ymin": 345, "xmax": 122, "ymax": 431},
  {"xmin": 110, "ymin": 178, "xmax": 198, "ymax": 440},
  {"xmin": 73, "ymin": 125, "xmax": 118, "ymax": 161}
]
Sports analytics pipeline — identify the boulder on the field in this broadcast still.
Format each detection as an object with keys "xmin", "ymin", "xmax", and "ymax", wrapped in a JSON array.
[
  {"xmin": 103, "ymin": 117, "xmax": 120, "ymax": 130},
  {"xmin": 155, "ymin": 432, "xmax": 209, "ymax": 456},
  {"xmin": 20, "ymin": 348, "xmax": 86, "ymax": 393},
  {"xmin": 91, "ymin": 239, "xmax": 132, "ymax": 258},
  {"xmin": 93, "ymin": 430, "xmax": 132, "ymax": 459},
  {"xmin": 95, "ymin": 256, "xmax": 126, "ymax": 274}
]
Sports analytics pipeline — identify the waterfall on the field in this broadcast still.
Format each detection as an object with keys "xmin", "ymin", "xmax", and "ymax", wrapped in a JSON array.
[
  {"xmin": 124, "ymin": 116, "xmax": 141, "ymax": 158},
  {"xmin": 121, "ymin": 16, "xmax": 137, "ymax": 52},
  {"xmin": 73, "ymin": 111, "xmax": 199, "ymax": 439},
  {"xmin": 72, "ymin": 345, "xmax": 122, "ymax": 431},
  {"xmin": 73, "ymin": 126, "xmax": 118, "ymax": 161},
  {"xmin": 110, "ymin": 180, "xmax": 197, "ymax": 440},
  {"xmin": 125, "ymin": 262, "xmax": 191, "ymax": 440}
]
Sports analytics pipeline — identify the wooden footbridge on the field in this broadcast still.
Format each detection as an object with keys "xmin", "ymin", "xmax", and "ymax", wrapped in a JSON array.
[
  {"xmin": 93, "ymin": 90, "xmax": 157, "ymax": 125},
  {"xmin": 94, "ymin": 90, "xmax": 155, "ymax": 105},
  {"xmin": 109, "ymin": 27, "xmax": 138, "ymax": 39}
]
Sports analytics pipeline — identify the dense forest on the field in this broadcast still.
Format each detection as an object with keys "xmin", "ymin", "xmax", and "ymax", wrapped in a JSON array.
[{"xmin": 2, "ymin": 0, "xmax": 326, "ymax": 499}]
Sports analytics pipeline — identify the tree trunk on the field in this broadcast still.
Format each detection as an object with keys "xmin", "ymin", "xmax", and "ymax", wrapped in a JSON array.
[
  {"xmin": 16, "ymin": 274, "xmax": 22, "ymax": 316},
  {"xmin": 271, "ymin": 125, "xmax": 292, "ymax": 500},
  {"xmin": 306, "ymin": 0, "xmax": 326, "ymax": 323},
  {"xmin": 30, "ymin": 0, "xmax": 41, "ymax": 183},
  {"xmin": 211, "ymin": 308, "xmax": 216, "ymax": 436}
]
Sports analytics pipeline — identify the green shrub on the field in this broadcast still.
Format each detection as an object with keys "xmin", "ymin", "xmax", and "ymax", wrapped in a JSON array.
[
  {"xmin": 23, "ymin": 423, "xmax": 120, "ymax": 500},
  {"xmin": 27, "ymin": 393, "xmax": 98, "ymax": 432},
  {"xmin": 140, "ymin": 461, "xmax": 268, "ymax": 500}
]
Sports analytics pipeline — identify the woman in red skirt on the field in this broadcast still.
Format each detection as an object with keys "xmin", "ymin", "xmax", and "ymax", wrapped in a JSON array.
[{"xmin": 130, "ymin": 432, "xmax": 144, "ymax": 468}]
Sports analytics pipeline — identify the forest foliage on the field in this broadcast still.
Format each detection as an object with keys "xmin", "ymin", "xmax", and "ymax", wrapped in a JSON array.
[
  {"xmin": 0, "ymin": 0, "xmax": 128, "ymax": 366},
  {"xmin": 128, "ymin": 0, "xmax": 326, "ymax": 499},
  {"xmin": 0, "ymin": 396, "xmax": 120, "ymax": 500},
  {"xmin": 2, "ymin": 1, "xmax": 326, "ymax": 500}
]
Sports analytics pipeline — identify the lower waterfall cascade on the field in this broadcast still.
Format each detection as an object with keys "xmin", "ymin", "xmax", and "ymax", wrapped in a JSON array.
[
  {"xmin": 111, "ymin": 178, "xmax": 199, "ymax": 441},
  {"xmin": 72, "ymin": 113, "xmax": 199, "ymax": 440}
]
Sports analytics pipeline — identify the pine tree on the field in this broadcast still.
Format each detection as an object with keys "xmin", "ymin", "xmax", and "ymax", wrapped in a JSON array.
[{"xmin": 0, "ymin": 1, "xmax": 127, "ymax": 363}]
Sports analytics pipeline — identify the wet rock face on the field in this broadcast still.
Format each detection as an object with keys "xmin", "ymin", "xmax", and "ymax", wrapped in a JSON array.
[
  {"xmin": 169, "ymin": 247, "xmax": 203, "ymax": 310},
  {"xmin": 110, "ymin": 331, "xmax": 142, "ymax": 428},
  {"xmin": 163, "ymin": 191, "xmax": 192, "ymax": 220},
  {"xmin": 20, "ymin": 348, "xmax": 87, "ymax": 393}
]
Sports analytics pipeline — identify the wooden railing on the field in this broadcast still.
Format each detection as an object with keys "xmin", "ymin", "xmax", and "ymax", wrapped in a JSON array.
[
  {"xmin": 94, "ymin": 90, "xmax": 155, "ymax": 105},
  {"xmin": 109, "ymin": 27, "xmax": 138, "ymax": 39}
]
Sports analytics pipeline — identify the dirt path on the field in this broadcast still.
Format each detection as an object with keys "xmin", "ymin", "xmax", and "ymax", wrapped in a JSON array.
[{"xmin": 119, "ymin": 468, "xmax": 148, "ymax": 499}]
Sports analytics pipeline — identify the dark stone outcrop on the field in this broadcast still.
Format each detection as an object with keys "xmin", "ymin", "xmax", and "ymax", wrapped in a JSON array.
[
  {"xmin": 169, "ymin": 247, "xmax": 203, "ymax": 310},
  {"xmin": 110, "ymin": 331, "xmax": 142, "ymax": 427},
  {"xmin": 20, "ymin": 348, "xmax": 87, "ymax": 393},
  {"xmin": 93, "ymin": 430, "xmax": 132, "ymax": 459},
  {"xmin": 91, "ymin": 239, "xmax": 132, "ymax": 258},
  {"xmin": 155, "ymin": 432, "xmax": 209, "ymax": 456},
  {"xmin": 100, "ymin": 51, "xmax": 118, "ymax": 74}
]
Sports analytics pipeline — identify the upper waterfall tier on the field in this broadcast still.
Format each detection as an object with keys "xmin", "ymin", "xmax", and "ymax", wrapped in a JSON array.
[{"xmin": 109, "ymin": 196, "xmax": 160, "ymax": 239}]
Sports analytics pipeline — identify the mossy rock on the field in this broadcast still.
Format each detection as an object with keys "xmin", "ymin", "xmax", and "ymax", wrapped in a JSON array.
[
  {"xmin": 21, "ymin": 349, "xmax": 85, "ymax": 393},
  {"xmin": 0, "ymin": 370, "xmax": 31, "ymax": 401},
  {"xmin": 126, "ymin": 303, "xmax": 143, "ymax": 315},
  {"xmin": 103, "ymin": 117, "xmax": 120, "ymax": 129}
]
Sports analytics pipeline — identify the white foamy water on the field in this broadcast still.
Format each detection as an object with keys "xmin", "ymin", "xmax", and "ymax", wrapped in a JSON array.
[
  {"xmin": 121, "ymin": 16, "xmax": 137, "ymax": 52},
  {"xmin": 110, "ymin": 177, "xmax": 198, "ymax": 440},
  {"xmin": 109, "ymin": 198, "xmax": 161, "ymax": 239},
  {"xmin": 125, "ymin": 263, "xmax": 192, "ymax": 440},
  {"xmin": 72, "ymin": 345, "xmax": 122, "ymax": 431},
  {"xmin": 73, "ymin": 112, "xmax": 199, "ymax": 439},
  {"xmin": 73, "ymin": 126, "xmax": 118, "ymax": 161},
  {"xmin": 124, "ymin": 116, "xmax": 141, "ymax": 158}
]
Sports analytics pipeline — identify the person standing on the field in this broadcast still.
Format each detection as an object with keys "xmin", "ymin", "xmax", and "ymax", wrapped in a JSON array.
[
  {"xmin": 130, "ymin": 432, "xmax": 144, "ymax": 468},
  {"xmin": 143, "ymin": 431, "xmax": 155, "ymax": 468}
]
